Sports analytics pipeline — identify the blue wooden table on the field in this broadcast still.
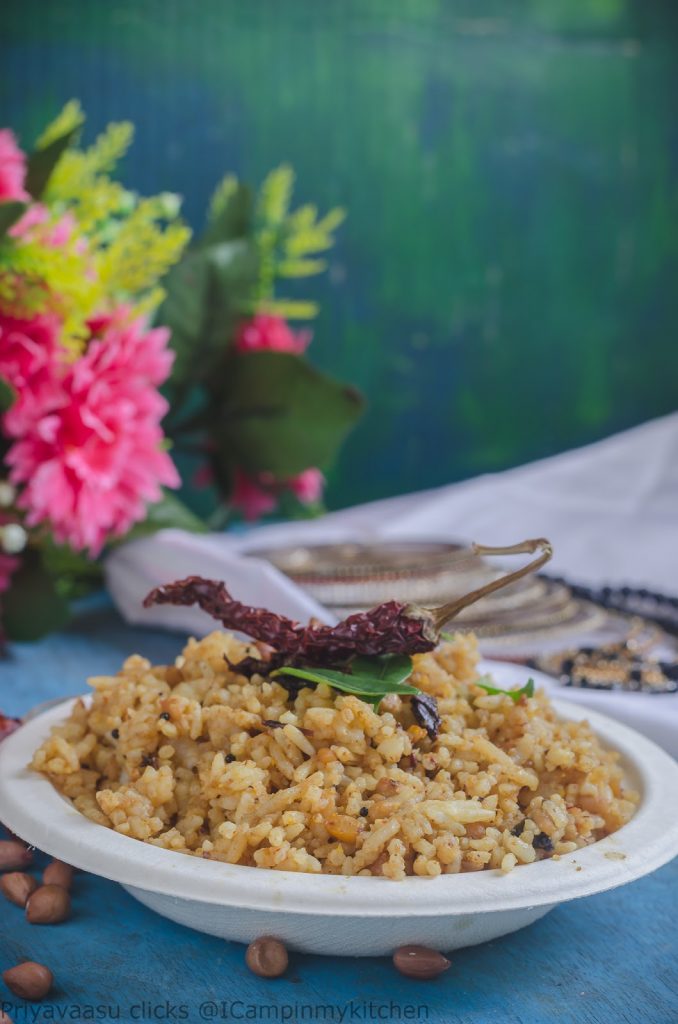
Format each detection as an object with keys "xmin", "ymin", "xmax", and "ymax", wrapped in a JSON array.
[{"xmin": 1, "ymin": 600, "xmax": 677, "ymax": 1024}]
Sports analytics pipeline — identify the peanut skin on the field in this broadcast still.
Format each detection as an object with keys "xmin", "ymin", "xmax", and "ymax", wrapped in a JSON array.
[
  {"xmin": 0, "ymin": 871, "xmax": 39, "ymax": 907},
  {"xmin": 0, "ymin": 839, "xmax": 32, "ymax": 872},
  {"xmin": 393, "ymin": 945, "xmax": 451, "ymax": 980},
  {"xmin": 43, "ymin": 860, "xmax": 74, "ymax": 890},
  {"xmin": 26, "ymin": 884, "xmax": 71, "ymax": 924},
  {"xmin": 245, "ymin": 936, "xmax": 288, "ymax": 978},
  {"xmin": 2, "ymin": 961, "xmax": 53, "ymax": 1001}
]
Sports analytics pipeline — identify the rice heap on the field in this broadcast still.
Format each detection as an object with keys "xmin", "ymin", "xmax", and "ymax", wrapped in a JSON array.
[{"xmin": 31, "ymin": 631, "xmax": 637, "ymax": 879}]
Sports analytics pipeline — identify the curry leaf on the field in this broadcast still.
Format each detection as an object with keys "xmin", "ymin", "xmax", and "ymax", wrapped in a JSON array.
[
  {"xmin": 271, "ymin": 655, "xmax": 420, "ymax": 706},
  {"xmin": 474, "ymin": 676, "xmax": 535, "ymax": 703},
  {"xmin": 350, "ymin": 654, "xmax": 413, "ymax": 687}
]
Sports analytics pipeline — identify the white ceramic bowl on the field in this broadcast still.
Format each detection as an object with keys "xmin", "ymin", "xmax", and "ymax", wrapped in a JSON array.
[{"xmin": 1, "ymin": 668, "xmax": 677, "ymax": 957}]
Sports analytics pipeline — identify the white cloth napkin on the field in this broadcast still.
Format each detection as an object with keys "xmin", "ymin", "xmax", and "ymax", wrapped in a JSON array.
[{"xmin": 106, "ymin": 412, "xmax": 678, "ymax": 755}]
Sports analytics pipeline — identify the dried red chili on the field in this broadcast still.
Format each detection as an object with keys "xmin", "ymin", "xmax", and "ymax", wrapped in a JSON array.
[
  {"xmin": 145, "ymin": 579, "xmax": 437, "ymax": 666},
  {"xmin": 144, "ymin": 538, "xmax": 552, "ymax": 667}
]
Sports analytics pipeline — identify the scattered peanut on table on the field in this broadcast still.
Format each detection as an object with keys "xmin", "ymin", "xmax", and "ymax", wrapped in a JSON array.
[
  {"xmin": 0, "ymin": 840, "xmax": 32, "ymax": 872},
  {"xmin": 0, "ymin": 872, "xmax": 38, "ymax": 908},
  {"xmin": 43, "ymin": 860, "xmax": 74, "ymax": 890},
  {"xmin": 2, "ymin": 961, "xmax": 54, "ymax": 1001},
  {"xmin": 26, "ymin": 884, "xmax": 71, "ymax": 925},
  {"xmin": 245, "ymin": 937, "xmax": 289, "ymax": 978},
  {"xmin": 393, "ymin": 945, "xmax": 451, "ymax": 979}
]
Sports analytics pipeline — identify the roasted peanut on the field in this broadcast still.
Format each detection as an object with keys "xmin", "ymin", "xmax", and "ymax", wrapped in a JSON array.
[
  {"xmin": 0, "ymin": 871, "xmax": 39, "ymax": 907},
  {"xmin": 2, "ymin": 961, "xmax": 53, "ymax": 1000},
  {"xmin": 0, "ymin": 839, "xmax": 32, "ymax": 871},
  {"xmin": 464, "ymin": 822, "xmax": 486, "ymax": 840},
  {"xmin": 26, "ymin": 884, "xmax": 71, "ymax": 924},
  {"xmin": 43, "ymin": 859, "xmax": 74, "ymax": 890},
  {"xmin": 393, "ymin": 945, "xmax": 451, "ymax": 980},
  {"xmin": 324, "ymin": 813, "xmax": 360, "ymax": 844},
  {"xmin": 245, "ymin": 936, "xmax": 288, "ymax": 978},
  {"xmin": 375, "ymin": 777, "xmax": 400, "ymax": 796}
]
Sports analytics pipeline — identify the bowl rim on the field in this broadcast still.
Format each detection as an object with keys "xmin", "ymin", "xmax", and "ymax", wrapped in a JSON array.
[{"xmin": 1, "ymin": 692, "xmax": 677, "ymax": 919}]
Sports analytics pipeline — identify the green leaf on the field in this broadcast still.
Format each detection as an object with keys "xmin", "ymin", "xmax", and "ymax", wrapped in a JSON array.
[
  {"xmin": 25, "ymin": 109, "xmax": 84, "ymax": 198},
  {"xmin": 440, "ymin": 631, "xmax": 455, "ymax": 643},
  {"xmin": 286, "ymin": 203, "xmax": 318, "ymax": 232},
  {"xmin": 40, "ymin": 541, "xmax": 103, "ymax": 601},
  {"xmin": 316, "ymin": 207, "xmax": 346, "ymax": 233},
  {"xmin": 474, "ymin": 676, "xmax": 535, "ymax": 703},
  {"xmin": 2, "ymin": 549, "xmax": 71, "ymax": 642},
  {"xmin": 159, "ymin": 239, "xmax": 260, "ymax": 393},
  {"xmin": 35, "ymin": 99, "xmax": 84, "ymax": 149},
  {"xmin": 211, "ymin": 350, "xmax": 364, "ymax": 478},
  {"xmin": 350, "ymin": 654, "xmax": 414, "ymax": 687},
  {"xmin": 202, "ymin": 179, "xmax": 253, "ymax": 247},
  {"xmin": 0, "ymin": 200, "xmax": 27, "ymax": 238},
  {"xmin": 277, "ymin": 258, "xmax": 328, "ymax": 278},
  {"xmin": 272, "ymin": 655, "xmax": 419, "ymax": 706},
  {"xmin": 284, "ymin": 229, "xmax": 336, "ymax": 258},
  {"xmin": 257, "ymin": 165, "xmax": 294, "ymax": 227},
  {"xmin": 259, "ymin": 299, "xmax": 319, "ymax": 320},
  {"xmin": 0, "ymin": 375, "xmax": 16, "ymax": 413},
  {"xmin": 120, "ymin": 490, "xmax": 208, "ymax": 541}
]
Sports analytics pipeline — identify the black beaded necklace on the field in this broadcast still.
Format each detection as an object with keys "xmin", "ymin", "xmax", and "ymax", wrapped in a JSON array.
[{"xmin": 529, "ymin": 577, "xmax": 678, "ymax": 694}]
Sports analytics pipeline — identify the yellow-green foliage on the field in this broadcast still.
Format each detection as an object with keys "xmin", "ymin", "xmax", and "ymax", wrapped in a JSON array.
[
  {"xmin": 35, "ymin": 99, "xmax": 85, "ymax": 149},
  {"xmin": 0, "ymin": 103, "xmax": 190, "ymax": 353},
  {"xmin": 97, "ymin": 197, "xmax": 190, "ymax": 300},
  {"xmin": 45, "ymin": 120, "xmax": 135, "ymax": 209},
  {"xmin": 252, "ymin": 165, "xmax": 345, "ymax": 316},
  {"xmin": 208, "ymin": 174, "xmax": 239, "ymax": 222},
  {"xmin": 0, "ymin": 230, "xmax": 101, "ymax": 351}
]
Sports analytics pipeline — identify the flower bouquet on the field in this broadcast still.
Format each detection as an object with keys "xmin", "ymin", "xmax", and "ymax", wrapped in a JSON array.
[{"xmin": 0, "ymin": 104, "xmax": 363, "ymax": 643}]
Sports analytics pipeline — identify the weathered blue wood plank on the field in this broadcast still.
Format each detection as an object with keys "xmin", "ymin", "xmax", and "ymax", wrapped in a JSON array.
[{"xmin": 1, "ymin": 606, "xmax": 676, "ymax": 1024}]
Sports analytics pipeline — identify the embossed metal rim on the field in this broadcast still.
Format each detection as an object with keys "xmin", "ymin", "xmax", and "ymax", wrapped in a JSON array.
[{"xmin": 1, "ymin": 671, "xmax": 676, "ymax": 919}]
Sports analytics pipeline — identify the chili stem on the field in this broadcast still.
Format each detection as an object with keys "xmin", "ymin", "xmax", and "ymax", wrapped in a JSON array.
[{"xmin": 430, "ymin": 537, "xmax": 553, "ymax": 631}]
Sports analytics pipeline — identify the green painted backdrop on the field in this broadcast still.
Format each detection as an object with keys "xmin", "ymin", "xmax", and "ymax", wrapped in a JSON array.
[{"xmin": 3, "ymin": 1, "xmax": 677, "ymax": 509}]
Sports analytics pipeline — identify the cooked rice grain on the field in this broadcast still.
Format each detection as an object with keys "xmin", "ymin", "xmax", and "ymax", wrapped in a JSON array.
[{"xmin": 31, "ymin": 632, "xmax": 637, "ymax": 879}]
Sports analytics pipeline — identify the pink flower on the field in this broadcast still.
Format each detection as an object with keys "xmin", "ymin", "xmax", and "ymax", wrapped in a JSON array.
[
  {"xmin": 289, "ymin": 468, "xmax": 325, "ymax": 505},
  {"xmin": 0, "ymin": 311, "xmax": 63, "ymax": 436},
  {"xmin": 235, "ymin": 314, "xmax": 311, "ymax": 355},
  {"xmin": 8, "ymin": 203, "xmax": 46, "ymax": 238},
  {"xmin": 9, "ymin": 204, "xmax": 77, "ymax": 248},
  {"xmin": 230, "ymin": 468, "xmax": 278, "ymax": 521},
  {"xmin": 6, "ymin": 307, "xmax": 180, "ymax": 555},
  {"xmin": 0, "ymin": 130, "xmax": 28, "ymax": 202},
  {"xmin": 230, "ymin": 465, "xmax": 325, "ymax": 520}
]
